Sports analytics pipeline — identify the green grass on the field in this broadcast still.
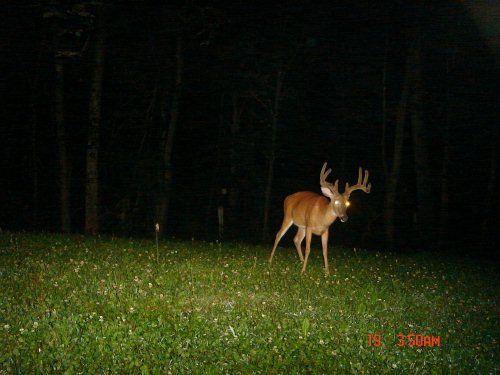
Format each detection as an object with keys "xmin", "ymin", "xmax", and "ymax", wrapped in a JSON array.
[{"xmin": 0, "ymin": 232, "xmax": 498, "ymax": 374}]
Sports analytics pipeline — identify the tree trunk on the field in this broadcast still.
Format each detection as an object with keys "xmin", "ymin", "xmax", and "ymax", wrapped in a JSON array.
[
  {"xmin": 54, "ymin": 52, "xmax": 71, "ymax": 233},
  {"xmin": 29, "ymin": 28, "xmax": 46, "ymax": 229},
  {"xmin": 481, "ymin": 123, "xmax": 498, "ymax": 247},
  {"xmin": 382, "ymin": 39, "xmax": 409, "ymax": 251},
  {"xmin": 262, "ymin": 70, "xmax": 284, "ymax": 241},
  {"xmin": 119, "ymin": 83, "xmax": 158, "ymax": 235},
  {"xmin": 384, "ymin": 180, "xmax": 398, "ymax": 250},
  {"xmin": 85, "ymin": 9, "xmax": 105, "ymax": 235},
  {"xmin": 156, "ymin": 34, "xmax": 183, "ymax": 237},
  {"xmin": 228, "ymin": 94, "xmax": 241, "ymax": 215},
  {"xmin": 438, "ymin": 50, "xmax": 453, "ymax": 249},
  {"xmin": 409, "ymin": 40, "xmax": 433, "ymax": 246},
  {"xmin": 438, "ymin": 120, "xmax": 450, "ymax": 249},
  {"xmin": 339, "ymin": 91, "xmax": 347, "ymax": 177},
  {"xmin": 31, "ymin": 99, "xmax": 39, "ymax": 228},
  {"xmin": 205, "ymin": 95, "xmax": 225, "ymax": 238}
]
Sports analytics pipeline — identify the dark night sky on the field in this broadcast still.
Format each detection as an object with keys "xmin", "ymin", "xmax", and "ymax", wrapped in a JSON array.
[{"xmin": 1, "ymin": 1, "xmax": 499, "ymax": 253}]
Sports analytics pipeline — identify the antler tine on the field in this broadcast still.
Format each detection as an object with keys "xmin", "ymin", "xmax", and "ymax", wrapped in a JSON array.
[
  {"xmin": 320, "ymin": 162, "xmax": 339, "ymax": 193},
  {"xmin": 345, "ymin": 167, "xmax": 371, "ymax": 195},
  {"xmin": 319, "ymin": 162, "xmax": 332, "ymax": 186},
  {"xmin": 320, "ymin": 162, "xmax": 331, "ymax": 186},
  {"xmin": 363, "ymin": 168, "xmax": 371, "ymax": 193}
]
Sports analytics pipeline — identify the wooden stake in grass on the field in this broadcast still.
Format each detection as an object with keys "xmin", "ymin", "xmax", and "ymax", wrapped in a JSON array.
[{"xmin": 155, "ymin": 223, "xmax": 160, "ymax": 263}]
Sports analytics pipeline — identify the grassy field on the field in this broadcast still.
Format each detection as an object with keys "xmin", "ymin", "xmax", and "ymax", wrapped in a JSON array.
[{"xmin": 0, "ymin": 232, "xmax": 498, "ymax": 374}]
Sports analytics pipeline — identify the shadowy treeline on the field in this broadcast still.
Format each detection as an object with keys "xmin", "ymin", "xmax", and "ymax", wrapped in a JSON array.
[{"xmin": 1, "ymin": 2, "xmax": 498, "ymax": 254}]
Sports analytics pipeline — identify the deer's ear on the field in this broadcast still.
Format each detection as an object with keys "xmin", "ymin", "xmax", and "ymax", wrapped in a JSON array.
[{"xmin": 321, "ymin": 187, "xmax": 333, "ymax": 198}]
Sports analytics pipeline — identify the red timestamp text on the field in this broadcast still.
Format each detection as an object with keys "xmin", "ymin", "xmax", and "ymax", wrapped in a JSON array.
[{"xmin": 367, "ymin": 333, "xmax": 441, "ymax": 347}]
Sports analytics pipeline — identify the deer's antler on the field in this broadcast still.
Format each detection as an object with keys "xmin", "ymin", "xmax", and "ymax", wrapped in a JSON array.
[
  {"xmin": 320, "ymin": 162, "xmax": 339, "ymax": 195},
  {"xmin": 345, "ymin": 167, "xmax": 371, "ymax": 195}
]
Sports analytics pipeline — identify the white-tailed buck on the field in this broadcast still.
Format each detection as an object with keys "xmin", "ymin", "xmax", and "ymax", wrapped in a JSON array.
[{"xmin": 269, "ymin": 163, "xmax": 371, "ymax": 275}]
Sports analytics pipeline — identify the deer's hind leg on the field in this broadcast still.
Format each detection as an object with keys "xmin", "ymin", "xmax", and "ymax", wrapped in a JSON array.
[
  {"xmin": 269, "ymin": 219, "xmax": 293, "ymax": 263},
  {"xmin": 293, "ymin": 227, "xmax": 305, "ymax": 262},
  {"xmin": 301, "ymin": 227, "xmax": 313, "ymax": 274}
]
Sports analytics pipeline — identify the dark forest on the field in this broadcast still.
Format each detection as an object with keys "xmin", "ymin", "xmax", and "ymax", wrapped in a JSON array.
[{"xmin": 2, "ymin": 1, "xmax": 499, "ymax": 254}]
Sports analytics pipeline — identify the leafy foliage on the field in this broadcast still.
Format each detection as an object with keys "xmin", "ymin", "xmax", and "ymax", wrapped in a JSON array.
[{"xmin": 0, "ymin": 233, "xmax": 497, "ymax": 373}]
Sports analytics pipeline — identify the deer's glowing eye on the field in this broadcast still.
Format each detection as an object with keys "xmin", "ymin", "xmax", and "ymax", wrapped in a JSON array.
[
  {"xmin": 334, "ymin": 200, "xmax": 340, "ymax": 205},
  {"xmin": 346, "ymin": 201, "xmax": 351, "ymax": 207}
]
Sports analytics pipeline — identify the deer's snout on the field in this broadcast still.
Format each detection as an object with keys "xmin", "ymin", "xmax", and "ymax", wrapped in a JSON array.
[{"xmin": 340, "ymin": 216, "xmax": 348, "ymax": 223}]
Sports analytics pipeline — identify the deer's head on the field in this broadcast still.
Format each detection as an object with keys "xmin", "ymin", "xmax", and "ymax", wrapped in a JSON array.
[{"xmin": 320, "ymin": 163, "xmax": 371, "ymax": 222}]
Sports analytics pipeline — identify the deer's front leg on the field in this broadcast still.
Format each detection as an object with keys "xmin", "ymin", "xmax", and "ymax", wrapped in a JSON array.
[
  {"xmin": 321, "ymin": 230, "xmax": 329, "ymax": 275},
  {"xmin": 301, "ymin": 227, "xmax": 313, "ymax": 273}
]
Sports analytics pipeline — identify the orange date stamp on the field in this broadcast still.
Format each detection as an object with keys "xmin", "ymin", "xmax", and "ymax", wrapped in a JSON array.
[{"xmin": 368, "ymin": 333, "xmax": 441, "ymax": 347}]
